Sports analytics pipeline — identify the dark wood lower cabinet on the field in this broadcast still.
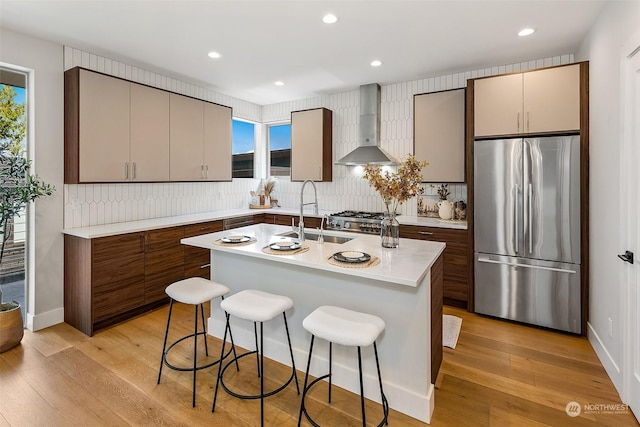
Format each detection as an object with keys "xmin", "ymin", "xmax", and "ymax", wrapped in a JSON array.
[
  {"xmin": 400, "ymin": 224, "xmax": 470, "ymax": 309},
  {"xmin": 184, "ymin": 221, "xmax": 223, "ymax": 279},
  {"xmin": 144, "ymin": 227, "xmax": 185, "ymax": 304},
  {"xmin": 65, "ymin": 233, "xmax": 149, "ymax": 336}
]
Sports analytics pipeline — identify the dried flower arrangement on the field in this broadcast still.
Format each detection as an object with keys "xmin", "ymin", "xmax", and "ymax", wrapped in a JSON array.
[
  {"xmin": 437, "ymin": 183, "xmax": 450, "ymax": 201},
  {"xmin": 263, "ymin": 176, "xmax": 277, "ymax": 198},
  {"xmin": 363, "ymin": 154, "xmax": 428, "ymax": 215}
]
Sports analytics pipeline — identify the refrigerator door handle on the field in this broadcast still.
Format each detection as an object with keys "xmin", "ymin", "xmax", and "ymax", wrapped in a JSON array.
[
  {"xmin": 514, "ymin": 185, "xmax": 519, "ymax": 252},
  {"xmin": 477, "ymin": 257, "xmax": 577, "ymax": 274},
  {"xmin": 528, "ymin": 183, "xmax": 533, "ymax": 254}
]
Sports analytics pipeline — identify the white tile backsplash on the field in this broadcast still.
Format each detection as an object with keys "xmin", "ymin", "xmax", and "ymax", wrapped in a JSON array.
[{"xmin": 62, "ymin": 46, "xmax": 573, "ymax": 228}]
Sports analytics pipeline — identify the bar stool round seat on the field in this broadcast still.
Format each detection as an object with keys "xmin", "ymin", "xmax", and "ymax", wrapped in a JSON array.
[
  {"xmin": 221, "ymin": 289, "xmax": 293, "ymax": 322},
  {"xmin": 298, "ymin": 305, "xmax": 389, "ymax": 427},
  {"xmin": 212, "ymin": 289, "xmax": 299, "ymax": 427},
  {"xmin": 157, "ymin": 277, "xmax": 237, "ymax": 408},
  {"xmin": 166, "ymin": 277, "xmax": 229, "ymax": 304}
]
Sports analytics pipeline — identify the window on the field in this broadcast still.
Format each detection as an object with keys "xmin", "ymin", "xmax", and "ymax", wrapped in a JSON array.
[
  {"xmin": 232, "ymin": 119, "xmax": 255, "ymax": 178},
  {"xmin": 0, "ymin": 68, "xmax": 28, "ymax": 321},
  {"xmin": 269, "ymin": 123, "xmax": 291, "ymax": 176}
]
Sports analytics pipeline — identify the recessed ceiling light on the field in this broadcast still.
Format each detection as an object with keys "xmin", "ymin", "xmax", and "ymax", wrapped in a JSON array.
[
  {"xmin": 322, "ymin": 14, "xmax": 338, "ymax": 24},
  {"xmin": 274, "ymin": 81, "xmax": 285, "ymax": 86},
  {"xmin": 518, "ymin": 28, "xmax": 535, "ymax": 37},
  {"xmin": 207, "ymin": 51, "xmax": 221, "ymax": 59},
  {"xmin": 370, "ymin": 60, "xmax": 382, "ymax": 67}
]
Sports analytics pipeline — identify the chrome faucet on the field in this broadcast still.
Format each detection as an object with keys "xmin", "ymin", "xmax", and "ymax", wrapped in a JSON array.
[
  {"xmin": 298, "ymin": 180, "xmax": 318, "ymax": 241},
  {"xmin": 317, "ymin": 214, "xmax": 328, "ymax": 244}
]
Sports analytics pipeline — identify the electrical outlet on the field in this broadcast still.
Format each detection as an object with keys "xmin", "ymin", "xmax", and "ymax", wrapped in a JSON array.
[{"xmin": 608, "ymin": 317, "xmax": 613, "ymax": 338}]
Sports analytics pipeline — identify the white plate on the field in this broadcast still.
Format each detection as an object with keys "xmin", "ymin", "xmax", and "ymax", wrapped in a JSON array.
[
  {"xmin": 341, "ymin": 251, "xmax": 365, "ymax": 259},
  {"xmin": 222, "ymin": 235, "xmax": 251, "ymax": 243},
  {"xmin": 270, "ymin": 241, "xmax": 301, "ymax": 251}
]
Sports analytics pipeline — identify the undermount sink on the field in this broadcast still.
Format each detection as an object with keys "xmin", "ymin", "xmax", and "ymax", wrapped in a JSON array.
[{"xmin": 277, "ymin": 231, "xmax": 353, "ymax": 244}]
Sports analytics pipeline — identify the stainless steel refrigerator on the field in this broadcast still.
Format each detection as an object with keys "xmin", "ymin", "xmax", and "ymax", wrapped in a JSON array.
[{"xmin": 474, "ymin": 135, "xmax": 581, "ymax": 334}]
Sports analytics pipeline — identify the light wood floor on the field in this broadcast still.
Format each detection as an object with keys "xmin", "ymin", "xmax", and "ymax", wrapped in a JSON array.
[{"xmin": 0, "ymin": 304, "xmax": 637, "ymax": 426}]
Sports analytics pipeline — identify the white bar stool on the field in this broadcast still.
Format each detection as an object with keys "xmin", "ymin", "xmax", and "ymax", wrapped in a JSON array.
[
  {"xmin": 212, "ymin": 289, "xmax": 300, "ymax": 427},
  {"xmin": 298, "ymin": 305, "xmax": 389, "ymax": 427},
  {"xmin": 157, "ymin": 277, "xmax": 238, "ymax": 407}
]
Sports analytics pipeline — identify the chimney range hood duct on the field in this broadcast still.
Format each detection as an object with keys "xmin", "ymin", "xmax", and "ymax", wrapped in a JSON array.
[{"xmin": 335, "ymin": 83, "xmax": 399, "ymax": 166}]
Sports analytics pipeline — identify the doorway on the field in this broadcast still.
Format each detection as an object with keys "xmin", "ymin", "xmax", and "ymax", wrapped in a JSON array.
[
  {"xmin": 621, "ymin": 35, "xmax": 640, "ymax": 421},
  {"xmin": 0, "ymin": 67, "xmax": 28, "ymax": 323}
]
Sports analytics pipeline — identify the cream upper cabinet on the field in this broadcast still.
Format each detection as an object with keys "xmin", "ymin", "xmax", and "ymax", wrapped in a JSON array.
[
  {"xmin": 169, "ymin": 94, "xmax": 232, "ymax": 181},
  {"xmin": 523, "ymin": 65, "xmax": 580, "ymax": 134},
  {"xmin": 291, "ymin": 108, "xmax": 332, "ymax": 182},
  {"xmin": 474, "ymin": 64, "xmax": 581, "ymax": 137},
  {"xmin": 78, "ymin": 69, "xmax": 131, "ymax": 182},
  {"xmin": 169, "ymin": 94, "xmax": 204, "ymax": 181},
  {"xmin": 203, "ymin": 102, "xmax": 232, "ymax": 181},
  {"xmin": 473, "ymin": 74, "xmax": 522, "ymax": 137},
  {"xmin": 414, "ymin": 88, "xmax": 466, "ymax": 182},
  {"xmin": 65, "ymin": 66, "xmax": 234, "ymax": 183},
  {"xmin": 130, "ymin": 83, "xmax": 170, "ymax": 181}
]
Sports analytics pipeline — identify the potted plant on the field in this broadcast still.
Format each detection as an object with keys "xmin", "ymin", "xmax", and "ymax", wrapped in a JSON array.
[{"xmin": 0, "ymin": 85, "xmax": 54, "ymax": 352}]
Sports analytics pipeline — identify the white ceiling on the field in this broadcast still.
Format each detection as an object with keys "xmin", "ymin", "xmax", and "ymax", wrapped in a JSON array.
[{"xmin": 0, "ymin": 0, "xmax": 606, "ymax": 105}]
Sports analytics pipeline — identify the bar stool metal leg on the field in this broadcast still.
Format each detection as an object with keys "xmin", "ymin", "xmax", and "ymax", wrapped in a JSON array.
[
  {"xmin": 357, "ymin": 346, "xmax": 366, "ymax": 427},
  {"xmin": 157, "ymin": 299, "xmax": 175, "ymax": 384}
]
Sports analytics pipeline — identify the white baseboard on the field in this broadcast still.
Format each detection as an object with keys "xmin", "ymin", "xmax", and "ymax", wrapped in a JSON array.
[
  {"xmin": 587, "ymin": 321, "xmax": 624, "ymax": 397},
  {"xmin": 26, "ymin": 307, "xmax": 64, "ymax": 332}
]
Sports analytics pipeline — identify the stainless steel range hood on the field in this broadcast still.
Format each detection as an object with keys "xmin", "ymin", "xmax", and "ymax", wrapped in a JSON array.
[{"xmin": 335, "ymin": 83, "xmax": 399, "ymax": 165}]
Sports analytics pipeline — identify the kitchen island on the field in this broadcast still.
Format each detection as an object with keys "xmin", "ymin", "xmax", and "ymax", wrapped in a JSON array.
[{"xmin": 181, "ymin": 223, "xmax": 445, "ymax": 424}]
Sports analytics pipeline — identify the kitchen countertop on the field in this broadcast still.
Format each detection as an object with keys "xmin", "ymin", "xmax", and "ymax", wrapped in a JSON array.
[
  {"xmin": 61, "ymin": 207, "xmax": 467, "ymax": 239},
  {"xmin": 181, "ymin": 223, "xmax": 446, "ymax": 288},
  {"xmin": 193, "ymin": 223, "xmax": 444, "ymax": 422}
]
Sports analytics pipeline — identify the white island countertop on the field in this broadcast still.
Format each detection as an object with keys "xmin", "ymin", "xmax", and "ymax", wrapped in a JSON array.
[
  {"xmin": 181, "ymin": 223, "xmax": 445, "ymax": 288},
  {"xmin": 185, "ymin": 222, "xmax": 446, "ymax": 423},
  {"xmin": 62, "ymin": 207, "xmax": 466, "ymax": 239}
]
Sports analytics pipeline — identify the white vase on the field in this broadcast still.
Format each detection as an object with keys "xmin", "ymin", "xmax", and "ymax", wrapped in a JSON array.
[{"xmin": 438, "ymin": 200, "xmax": 454, "ymax": 220}]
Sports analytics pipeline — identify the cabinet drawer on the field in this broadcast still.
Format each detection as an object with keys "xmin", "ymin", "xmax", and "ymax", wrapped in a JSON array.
[
  {"xmin": 184, "ymin": 221, "xmax": 223, "ymax": 237},
  {"xmin": 400, "ymin": 225, "xmax": 467, "ymax": 244}
]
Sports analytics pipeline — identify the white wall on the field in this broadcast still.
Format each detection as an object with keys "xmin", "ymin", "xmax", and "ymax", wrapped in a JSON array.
[
  {"xmin": 576, "ymin": 0, "xmax": 640, "ymax": 395},
  {"xmin": 0, "ymin": 28, "xmax": 64, "ymax": 330}
]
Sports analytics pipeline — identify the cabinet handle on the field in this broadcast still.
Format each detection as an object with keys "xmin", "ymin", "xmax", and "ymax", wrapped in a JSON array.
[
  {"xmin": 125, "ymin": 162, "xmax": 129, "ymax": 180},
  {"xmin": 201, "ymin": 165, "xmax": 204, "ymax": 179},
  {"xmin": 205, "ymin": 165, "xmax": 209, "ymax": 179},
  {"xmin": 199, "ymin": 226, "xmax": 211, "ymax": 231},
  {"xmin": 199, "ymin": 264, "xmax": 211, "ymax": 269},
  {"xmin": 132, "ymin": 162, "xmax": 136, "ymax": 180},
  {"xmin": 526, "ymin": 111, "xmax": 530, "ymax": 132},
  {"xmin": 146, "ymin": 233, "xmax": 151, "ymax": 251},
  {"xmin": 139, "ymin": 234, "xmax": 144, "ymax": 253},
  {"xmin": 418, "ymin": 231, "xmax": 434, "ymax": 235},
  {"xmin": 517, "ymin": 112, "xmax": 520, "ymax": 133}
]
